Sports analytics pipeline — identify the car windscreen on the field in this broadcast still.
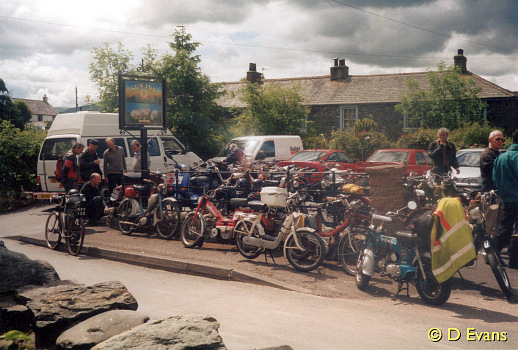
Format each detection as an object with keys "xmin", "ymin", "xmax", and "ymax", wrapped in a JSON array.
[
  {"xmin": 290, "ymin": 151, "xmax": 326, "ymax": 161},
  {"xmin": 367, "ymin": 151, "xmax": 409, "ymax": 164},
  {"xmin": 457, "ymin": 152, "xmax": 481, "ymax": 167}
]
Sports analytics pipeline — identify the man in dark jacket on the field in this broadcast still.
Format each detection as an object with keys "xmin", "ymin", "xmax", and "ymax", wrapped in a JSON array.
[
  {"xmin": 492, "ymin": 130, "xmax": 518, "ymax": 269},
  {"xmin": 80, "ymin": 173, "xmax": 106, "ymax": 226},
  {"xmin": 480, "ymin": 130, "xmax": 504, "ymax": 192},
  {"xmin": 79, "ymin": 139, "xmax": 102, "ymax": 182},
  {"xmin": 428, "ymin": 127, "xmax": 460, "ymax": 176},
  {"xmin": 62, "ymin": 142, "xmax": 84, "ymax": 193}
]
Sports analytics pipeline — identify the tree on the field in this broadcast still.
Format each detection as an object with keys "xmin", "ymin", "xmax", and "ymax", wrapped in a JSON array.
[
  {"xmin": 14, "ymin": 101, "xmax": 32, "ymax": 126},
  {"xmin": 0, "ymin": 78, "xmax": 22, "ymax": 130},
  {"xmin": 234, "ymin": 82, "xmax": 308, "ymax": 136},
  {"xmin": 88, "ymin": 42, "xmax": 133, "ymax": 112},
  {"xmin": 158, "ymin": 26, "xmax": 226, "ymax": 158},
  {"xmin": 395, "ymin": 61, "xmax": 487, "ymax": 130}
]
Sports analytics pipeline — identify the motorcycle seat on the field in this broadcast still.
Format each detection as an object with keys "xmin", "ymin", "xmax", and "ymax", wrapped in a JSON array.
[
  {"xmin": 248, "ymin": 201, "xmax": 267, "ymax": 212},
  {"xmin": 395, "ymin": 230, "xmax": 418, "ymax": 248},
  {"xmin": 230, "ymin": 198, "xmax": 249, "ymax": 209},
  {"xmin": 191, "ymin": 176, "xmax": 209, "ymax": 185},
  {"xmin": 133, "ymin": 184, "xmax": 150, "ymax": 194}
]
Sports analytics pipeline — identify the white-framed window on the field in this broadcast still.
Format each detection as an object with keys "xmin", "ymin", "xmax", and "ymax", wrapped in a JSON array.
[
  {"xmin": 403, "ymin": 113, "xmax": 420, "ymax": 130},
  {"xmin": 340, "ymin": 106, "xmax": 358, "ymax": 131}
]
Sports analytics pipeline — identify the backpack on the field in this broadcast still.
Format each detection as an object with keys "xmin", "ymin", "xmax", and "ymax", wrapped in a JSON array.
[{"xmin": 55, "ymin": 154, "xmax": 66, "ymax": 182}]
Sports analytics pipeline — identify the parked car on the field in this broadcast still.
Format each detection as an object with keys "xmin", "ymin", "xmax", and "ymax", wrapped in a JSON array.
[
  {"xmin": 276, "ymin": 149, "xmax": 359, "ymax": 183},
  {"xmin": 355, "ymin": 149, "xmax": 432, "ymax": 175},
  {"xmin": 455, "ymin": 148, "xmax": 506, "ymax": 192}
]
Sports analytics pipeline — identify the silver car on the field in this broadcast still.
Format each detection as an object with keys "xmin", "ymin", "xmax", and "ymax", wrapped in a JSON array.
[{"xmin": 455, "ymin": 148, "xmax": 506, "ymax": 191}]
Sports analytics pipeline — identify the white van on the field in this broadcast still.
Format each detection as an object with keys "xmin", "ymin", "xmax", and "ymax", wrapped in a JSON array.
[
  {"xmin": 213, "ymin": 135, "xmax": 303, "ymax": 163},
  {"xmin": 36, "ymin": 111, "xmax": 201, "ymax": 196}
]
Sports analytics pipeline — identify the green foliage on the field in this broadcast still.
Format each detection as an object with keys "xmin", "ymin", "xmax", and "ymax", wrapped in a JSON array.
[
  {"xmin": 395, "ymin": 128, "xmax": 437, "ymax": 149},
  {"xmin": 89, "ymin": 42, "xmax": 133, "ymax": 112},
  {"xmin": 0, "ymin": 79, "xmax": 23, "ymax": 130},
  {"xmin": 233, "ymin": 82, "xmax": 308, "ymax": 136},
  {"xmin": 1, "ymin": 330, "xmax": 34, "ymax": 349},
  {"xmin": 14, "ymin": 101, "xmax": 32, "ymax": 126},
  {"xmin": 353, "ymin": 118, "xmax": 378, "ymax": 134},
  {"xmin": 396, "ymin": 61, "xmax": 486, "ymax": 130},
  {"xmin": 157, "ymin": 27, "xmax": 226, "ymax": 159},
  {"xmin": 0, "ymin": 120, "xmax": 46, "ymax": 197},
  {"xmin": 449, "ymin": 123, "xmax": 505, "ymax": 150},
  {"xmin": 329, "ymin": 129, "xmax": 391, "ymax": 161},
  {"xmin": 303, "ymin": 120, "xmax": 328, "ymax": 149}
]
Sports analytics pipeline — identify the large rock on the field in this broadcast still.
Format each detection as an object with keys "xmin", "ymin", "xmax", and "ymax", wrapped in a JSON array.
[
  {"xmin": 0, "ymin": 296, "xmax": 33, "ymax": 333},
  {"xmin": 92, "ymin": 315, "xmax": 227, "ymax": 350},
  {"xmin": 16, "ymin": 280, "xmax": 138, "ymax": 347},
  {"xmin": 56, "ymin": 310, "xmax": 150, "ymax": 350},
  {"xmin": 0, "ymin": 240, "xmax": 60, "ymax": 294}
]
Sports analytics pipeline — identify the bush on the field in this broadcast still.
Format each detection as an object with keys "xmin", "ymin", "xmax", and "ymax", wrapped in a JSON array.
[
  {"xmin": 395, "ymin": 128, "xmax": 436, "ymax": 149},
  {"xmin": 353, "ymin": 118, "xmax": 378, "ymax": 134},
  {"xmin": 329, "ymin": 129, "xmax": 391, "ymax": 161},
  {"xmin": 449, "ymin": 123, "xmax": 504, "ymax": 150}
]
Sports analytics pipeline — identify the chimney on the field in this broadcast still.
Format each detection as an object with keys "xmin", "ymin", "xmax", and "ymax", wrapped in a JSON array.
[
  {"xmin": 454, "ymin": 49, "xmax": 467, "ymax": 73},
  {"xmin": 43, "ymin": 94, "xmax": 48, "ymax": 103},
  {"xmin": 247, "ymin": 63, "xmax": 263, "ymax": 83},
  {"xmin": 330, "ymin": 58, "xmax": 349, "ymax": 81}
]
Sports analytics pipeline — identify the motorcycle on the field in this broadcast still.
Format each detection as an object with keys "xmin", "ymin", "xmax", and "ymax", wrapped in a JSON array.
[
  {"xmin": 116, "ymin": 173, "xmax": 181, "ymax": 239},
  {"xmin": 355, "ymin": 202, "xmax": 452, "ymax": 306}
]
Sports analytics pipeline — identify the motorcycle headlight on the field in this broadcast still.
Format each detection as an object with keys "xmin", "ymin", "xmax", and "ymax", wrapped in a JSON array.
[
  {"xmin": 158, "ymin": 183, "xmax": 166, "ymax": 194},
  {"xmin": 468, "ymin": 207, "xmax": 482, "ymax": 224}
]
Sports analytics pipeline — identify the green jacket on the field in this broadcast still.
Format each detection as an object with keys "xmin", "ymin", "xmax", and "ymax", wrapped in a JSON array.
[{"xmin": 493, "ymin": 144, "xmax": 518, "ymax": 202}]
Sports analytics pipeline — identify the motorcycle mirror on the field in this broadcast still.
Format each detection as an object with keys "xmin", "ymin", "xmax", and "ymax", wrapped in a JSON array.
[{"xmin": 407, "ymin": 201, "xmax": 417, "ymax": 210}]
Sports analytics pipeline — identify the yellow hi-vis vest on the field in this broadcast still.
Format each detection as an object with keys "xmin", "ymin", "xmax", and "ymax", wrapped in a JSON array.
[{"xmin": 431, "ymin": 197, "xmax": 476, "ymax": 284}]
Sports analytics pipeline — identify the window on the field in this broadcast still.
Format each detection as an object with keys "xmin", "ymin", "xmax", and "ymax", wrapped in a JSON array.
[
  {"xmin": 92, "ymin": 138, "xmax": 127, "ymax": 159},
  {"xmin": 340, "ymin": 106, "xmax": 358, "ymax": 131},
  {"xmin": 336, "ymin": 152, "xmax": 353, "ymax": 163},
  {"xmin": 403, "ymin": 113, "xmax": 420, "ymax": 129},
  {"xmin": 416, "ymin": 152, "xmax": 426, "ymax": 165},
  {"xmin": 424, "ymin": 153, "xmax": 432, "ymax": 165},
  {"xmin": 259, "ymin": 140, "xmax": 275, "ymax": 158},
  {"xmin": 127, "ymin": 138, "xmax": 160, "ymax": 157},
  {"xmin": 161, "ymin": 137, "xmax": 185, "ymax": 159},
  {"xmin": 40, "ymin": 138, "xmax": 76, "ymax": 160}
]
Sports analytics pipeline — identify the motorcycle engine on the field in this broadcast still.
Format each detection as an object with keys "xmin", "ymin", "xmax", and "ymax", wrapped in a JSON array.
[{"xmin": 378, "ymin": 253, "xmax": 401, "ymax": 278}]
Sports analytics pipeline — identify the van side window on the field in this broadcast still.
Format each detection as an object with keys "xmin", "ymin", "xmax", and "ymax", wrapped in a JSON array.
[
  {"xmin": 259, "ymin": 140, "xmax": 275, "ymax": 158},
  {"xmin": 161, "ymin": 137, "xmax": 185, "ymax": 159},
  {"xmin": 127, "ymin": 138, "xmax": 160, "ymax": 157},
  {"xmin": 40, "ymin": 138, "xmax": 76, "ymax": 160},
  {"xmin": 93, "ymin": 138, "xmax": 127, "ymax": 159}
]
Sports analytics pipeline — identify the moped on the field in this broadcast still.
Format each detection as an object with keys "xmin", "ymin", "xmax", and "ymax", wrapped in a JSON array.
[{"xmin": 355, "ymin": 202, "xmax": 452, "ymax": 306}]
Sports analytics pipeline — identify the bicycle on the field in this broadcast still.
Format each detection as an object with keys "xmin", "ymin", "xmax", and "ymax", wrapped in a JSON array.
[{"xmin": 44, "ymin": 190, "xmax": 87, "ymax": 256}]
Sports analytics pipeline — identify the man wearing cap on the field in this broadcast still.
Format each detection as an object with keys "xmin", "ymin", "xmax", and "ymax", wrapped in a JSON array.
[{"xmin": 79, "ymin": 139, "xmax": 102, "ymax": 182}]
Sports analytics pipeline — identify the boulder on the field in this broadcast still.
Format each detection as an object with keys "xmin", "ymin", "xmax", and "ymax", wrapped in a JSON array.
[
  {"xmin": 92, "ymin": 315, "xmax": 227, "ymax": 350},
  {"xmin": 0, "ymin": 296, "xmax": 33, "ymax": 333},
  {"xmin": 56, "ymin": 310, "xmax": 150, "ymax": 350},
  {"xmin": 0, "ymin": 240, "xmax": 61, "ymax": 294},
  {"xmin": 16, "ymin": 280, "xmax": 138, "ymax": 347}
]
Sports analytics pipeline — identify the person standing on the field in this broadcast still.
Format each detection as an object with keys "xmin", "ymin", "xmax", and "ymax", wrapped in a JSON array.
[
  {"xmin": 428, "ymin": 127, "xmax": 460, "ymax": 176},
  {"xmin": 62, "ymin": 142, "xmax": 84, "ymax": 193},
  {"xmin": 130, "ymin": 139, "xmax": 151, "ymax": 172},
  {"xmin": 80, "ymin": 173, "xmax": 106, "ymax": 226},
  {"xmin": 79, "ymin": 139, "xmax": 102, "ymax": 182},
  {"xmin": 225, "ymin": 143, "xmax": 245, "ymax": 167},
  {"xmin": 492, "ymin": 130, "xmax": 518, "ymax": 269},
  {"xmin": 103, "ymin": 138, "xmax": 126, "ymax": 195},
  {"xmin": 480, "ymin": 130, "xmax": 504, "ymax": 192}
]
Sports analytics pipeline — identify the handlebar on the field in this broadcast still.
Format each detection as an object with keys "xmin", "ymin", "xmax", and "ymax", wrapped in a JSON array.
[{"xmin": 372, "ymin": 213, "xmax": 393, "ymax": 223}]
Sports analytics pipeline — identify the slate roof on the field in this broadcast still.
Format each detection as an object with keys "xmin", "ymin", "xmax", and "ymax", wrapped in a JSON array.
[
  {"xmin": 216, "ymin": 71, "xmax": 517, "ymax": 108},
  {"xmin": 12, "ymin": 97, "xmax": 58, "ymax": 117}
]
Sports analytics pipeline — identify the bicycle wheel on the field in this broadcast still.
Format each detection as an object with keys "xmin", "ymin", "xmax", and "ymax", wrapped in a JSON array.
[
  {"xmin": 65, "ymin": 216, "xmax": 85, "ymax": 256},
  {"xmin": 487, "ymin": 249, "xmax": 512, "ymax": 296},
  {"xmin": 117, "ymin": 199, "xmax": 136, "ymax": 235},
  {"xmin": 285, "ymin": 228, "xmax": 326, "ymax": 272},
  {"xmin": 338, "ymin": 226, "xmax": 367, "ymax": 276},
  {"xmin": 156, "ymin": 198, "xmax": 181, "ymax": 240},
  {"xmin": 45, "ymin": 212, "xmax": 62, "ymax": 250},
  {"xmin": 180, "ymin": 211, "xmax": 206, "ymax": 248},
  {"xmin": 235, "ymin": 219, "xmax": 263, "ymax": 259}
]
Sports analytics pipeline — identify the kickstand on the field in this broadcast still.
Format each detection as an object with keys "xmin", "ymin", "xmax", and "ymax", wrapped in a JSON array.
[
  {"xmin": 263, "ymin": 250, "xmax": 276, "ymax": 264},
  {"xmin": 456, "ymin": 269, "xmax": 464, "ymax": 280},
  {"xmin": 393, "ymin": 280, "xmax": 410, "ymax": 300}
]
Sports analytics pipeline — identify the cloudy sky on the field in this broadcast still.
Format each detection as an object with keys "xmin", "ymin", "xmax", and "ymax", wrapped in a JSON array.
[{"xmin": 1, "ymin": 0, "xmax": 517, "ymax": 107}]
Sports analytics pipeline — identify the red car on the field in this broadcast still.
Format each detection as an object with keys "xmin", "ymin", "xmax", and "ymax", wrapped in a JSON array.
[
  {"xmin": 276, "ymin": 149, "xmax": 359, "ymax": 183},
  {"xmin": 356, "ymin": 149, "xmax": 432, "ymax": 175}
]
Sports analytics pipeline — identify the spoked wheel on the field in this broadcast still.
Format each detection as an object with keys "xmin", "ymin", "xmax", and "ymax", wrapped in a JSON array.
[
  {"xmin": 338, "ymin": 226, "xmax": 367, "ymax": 276},
  {"xmin": 355, "ymin": 250, "xmax": 371, "ymax": 290},
  {"xmin": 180, "ymin": 211, "xmax": 206, "ymax": 248},
  {"xmin": 65, "ymin": 216, "xmax": 85, "ymax": 256},
  {"xmin": 487, "ymin": 249, "xmax": 512, "ymax": 296},
  {"xmin": 117, "ymin": 199, "xmax": 136, "ymax": 235},
  {"xmin": 235, "ymin": 220, "xmax": 263, "ymax": 259},
  {"xmin": 155, "ymin": 198, "xmax": 181, "ymax": 240},
  {"xmin": 416, "ymin": 257, "xmax": 451, "ymax": 306},
  {"xmin": 45, "ymin": 212, "xmax": 62, "ymax": 250},
  {"xmin": 285, "ymin": 228, "xmax": 326, "ymax": 272}
]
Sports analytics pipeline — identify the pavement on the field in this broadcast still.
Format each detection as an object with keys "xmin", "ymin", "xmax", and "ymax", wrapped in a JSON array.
[{"xmin": 3, "ymin": 202, "xmax": 518, "ymax": 302}]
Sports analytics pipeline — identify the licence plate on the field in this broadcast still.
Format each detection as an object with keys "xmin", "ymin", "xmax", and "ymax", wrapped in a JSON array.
[{"xmin": 34, "ymin": 193, "xmax": 54, "ymax": 199}]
